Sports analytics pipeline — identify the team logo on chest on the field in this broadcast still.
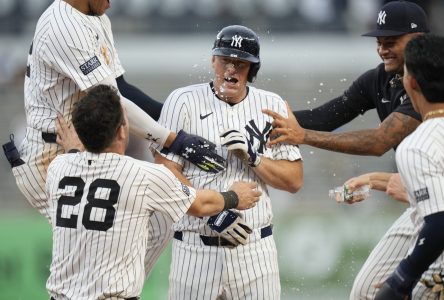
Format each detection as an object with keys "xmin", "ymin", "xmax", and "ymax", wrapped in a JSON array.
[
  {"xmin": 245, "ymin": 120, "xmax": 272, "ymax": 154},
  {"xmin": 399, "ymin": 94, "xmax": 407, "ymax": 104}
]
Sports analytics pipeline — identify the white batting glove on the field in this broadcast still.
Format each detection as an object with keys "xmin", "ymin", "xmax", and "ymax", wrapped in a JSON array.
[
  {"xmin": 220, "ymin": 129, "xmax": 261, "ymax": 167},
  {"xmin": 207, "ymin": 210, "xmax": 253, "ymax": 247}
]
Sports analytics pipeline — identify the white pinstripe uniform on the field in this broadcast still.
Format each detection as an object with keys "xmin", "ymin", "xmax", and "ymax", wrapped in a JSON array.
[
  {"xmin": 12, "ymin": 0, "xmax": 170, "ymax": 277},
  {"xmin": 350, "ymin": 208, "xmax": 416, "ymax": 299},
  {"xmin": 45, "ymin": 151, "xmax": 196, "ymax": 299},
  {"xmin": 158, "ymin": 83, "xmax": 302, "ymax": 300},
  {"xmin": 394, "ymin": 118, "xmax": 444, "ymax": 299},
  {"xmin": 15, "ymin": 0, "xmax": 125, "ymax": 219}
]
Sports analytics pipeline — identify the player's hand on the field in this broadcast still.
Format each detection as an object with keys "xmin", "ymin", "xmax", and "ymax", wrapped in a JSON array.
[
  {"xmin": 56, "ymin": 114, "xmax": 84, "ymax": 152},
  {"xmin": 207, "ymin": 210, "xmax": 253, "ymax": 248},
  {"xmin": 262, "ymin": 101, "xmax": 305, "ymax": 146},
  {"xmin": 343, "ymin": 174, "xmax": 371, "ymax": 204},
  {"xmin": 386, "ymin": 173, "xmax": 409, "ymax": 203},
  {"xmin": 229, "ymin": 181, "xmax": 261, "ymax": 210},
  {"xmin": 220, "ymin": 129, "xmax": 261, "ymax": 167},
  {"xmin": 168, "ymin": 130, "xmax": 225, "ymax": 173}
]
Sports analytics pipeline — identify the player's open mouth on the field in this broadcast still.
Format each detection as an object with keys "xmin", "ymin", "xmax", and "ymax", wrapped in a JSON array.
[{"xmin": 225, "ymin": 77, "xmax": 238, "ymax": 84}]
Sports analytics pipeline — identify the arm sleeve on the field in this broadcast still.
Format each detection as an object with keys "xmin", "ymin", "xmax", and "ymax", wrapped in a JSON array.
[
  {"xmin": 98, "ymin": 75, "xmax": 171, "ymax": 146},
  {"xmin": 156, "ymin": 88, "xmax": 191, "ymax": 165},
  {"xmin": 294, "ymin": 69, "xmax": 377, "ymax": 131},
  {"xmin": 294, "ymin": 96, "xmax": 361, "ymax": 131},
  {"xmin": 46, "ymin": 19, "xmax": 113, "ymax": 91},
  {"xmin": 143, "ymin": 164, "xmax": 196, "ymax": 222},
  {"xmin": 116, "ymin": 75, "xmax": 163, "ymax": 121},
  {"xmin": 398, "ymin": 212, "xmax": 444, "ymax": 281}
]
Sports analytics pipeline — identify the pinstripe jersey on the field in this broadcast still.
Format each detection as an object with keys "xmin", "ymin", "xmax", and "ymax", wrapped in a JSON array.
[
  {"xmin": 15, "ymin": 0, "xmax": 124, "ymax": 218},
  {"xmin": 45, "ymin": 151, "xmax": 196, "ymax": 299},
  {"xmin": 25, "ymin": 0, "xmax": 124, "ymax": 132},
  {"xmin": 396, "ymin": 118, "xmax": 444, "ymax": 228},
  {"xmin": 158, "ymin": 82, "xmax": 302, "ymax": 234}
]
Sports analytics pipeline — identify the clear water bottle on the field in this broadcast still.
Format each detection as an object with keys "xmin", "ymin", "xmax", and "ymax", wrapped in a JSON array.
[{"xmin": 329, "ymin": 185, "xmax": 370, "ymax": 203}]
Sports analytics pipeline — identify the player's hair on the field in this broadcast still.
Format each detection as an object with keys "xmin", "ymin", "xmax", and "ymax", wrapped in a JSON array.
[
  {"xmin": 72, "ymin": 85, "xmax": 124, "ymax": 152},
  {"xmin": 404, "ymin": 34, "xmax": 444, "ymax": 103}
]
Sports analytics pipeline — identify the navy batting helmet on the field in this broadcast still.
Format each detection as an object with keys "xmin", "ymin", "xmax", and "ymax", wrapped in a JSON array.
[{"xmin": 212, "ymin": 25, "xmax": 261, "ymax": 82}]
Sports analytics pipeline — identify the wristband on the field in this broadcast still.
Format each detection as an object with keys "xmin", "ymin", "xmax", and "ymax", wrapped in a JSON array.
[{"xmin": 221, "ymin": 191, "xmax": 239, "ymax": 210}]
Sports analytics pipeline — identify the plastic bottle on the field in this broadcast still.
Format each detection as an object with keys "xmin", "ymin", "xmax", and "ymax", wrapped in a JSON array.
[{"xmin": 329, "ymin": 185, "xmax": 370, "ymax": 202}]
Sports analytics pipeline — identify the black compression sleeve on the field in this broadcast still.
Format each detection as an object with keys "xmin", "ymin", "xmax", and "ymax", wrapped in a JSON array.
[
  {"xmin": 293, "ymin": 96, "xmax": 361, "ymax": 131},
  {"xmin": 116, "ymin": 75, "xmax": 163, "ymax": 121},
  {"xmin": 400, "ymin": 211, "xmax": 444, "ymax": 280}
]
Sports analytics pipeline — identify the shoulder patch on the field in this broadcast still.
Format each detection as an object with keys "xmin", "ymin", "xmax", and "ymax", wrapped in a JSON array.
[
  {"xmin": 181, "ymin": 183, "xmax": 190, "ymax": 196},
  {"xmin": 414, "ymin": 187, "xmax": 429, "ymax": 202},
  {"xmin": 79, "ymin": 56, "xmax": 101, "ymax": 75}
]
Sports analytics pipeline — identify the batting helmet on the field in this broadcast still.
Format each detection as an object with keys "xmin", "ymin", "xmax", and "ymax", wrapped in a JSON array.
[{"xmin": 212, "ymin": 25, "xmax": 261, "ymax": 82}]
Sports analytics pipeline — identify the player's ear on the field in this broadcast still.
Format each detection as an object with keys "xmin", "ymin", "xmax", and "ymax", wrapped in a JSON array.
[{"xmin": 116, "ymin": 122, "xmax": 126, "ymax": 142}]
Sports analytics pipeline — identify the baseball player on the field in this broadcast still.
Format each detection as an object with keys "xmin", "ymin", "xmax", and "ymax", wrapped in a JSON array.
[
  {"xmin": 375, "ymin": 34, "xmax": 444, "ymax": 300},
  {"xmin": 155, "ymin": 25, "xmax": 303, "ymax": 300},
  {"xmin": 2, "ymin": 0, "xmax": 225, "ymax": 278},
  {"xmin": 263, "ymin": 2, "xmax": 430, "ymax": 299},
  {"xmin": 45, "ymin": 84, "xmax": 260, "ymax": 300}
]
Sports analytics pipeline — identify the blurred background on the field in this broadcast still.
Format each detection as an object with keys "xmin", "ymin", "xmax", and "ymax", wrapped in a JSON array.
[{"xmin": 1, "ymin": 0, "xmax": 444, "ymax": 299}]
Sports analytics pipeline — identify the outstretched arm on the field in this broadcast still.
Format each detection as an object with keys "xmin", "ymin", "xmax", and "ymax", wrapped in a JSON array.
[
  {"xmin": 293, "ymin": 96, "xmax": 360, "ymax": 131},
  {"xmin": 96, "ymin": 76, "xmax": 226, "ymax": 173},
  {"xmin": 264, "ymin": 103, "xmax": 420, "ymax": 156},
  {"xmin": 154, "ymin": 152, "xmax": 261, "ymax": 217},
  {"xmin": 116, "ymin": 75, "xmax": 163, "ymax": 121}
]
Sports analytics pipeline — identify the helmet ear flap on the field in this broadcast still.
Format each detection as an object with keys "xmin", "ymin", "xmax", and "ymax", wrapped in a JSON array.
[{"xmin": 248, "ymin": 62, "xmax": 260, "ymax": 83}]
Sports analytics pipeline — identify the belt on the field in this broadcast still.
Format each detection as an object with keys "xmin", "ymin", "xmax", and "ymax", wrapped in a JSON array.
[
  {"xmin": 173, "ymin": 225, "xmax": 273, "ymax": 247},
  {"xmin": 42, "ymin": 132, "xmax": 57, "ymax": 143}
]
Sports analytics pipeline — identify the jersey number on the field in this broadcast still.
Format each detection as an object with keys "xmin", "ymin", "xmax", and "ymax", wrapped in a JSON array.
[{"xmin": 56, "ymin": 176, "xmax": 120, "ymax": 231}]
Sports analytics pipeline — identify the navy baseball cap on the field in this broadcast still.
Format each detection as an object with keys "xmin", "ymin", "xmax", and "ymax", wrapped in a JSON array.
[{"xmin": 362, "ymin": 1, "xmax": 429, "ymax": 37}]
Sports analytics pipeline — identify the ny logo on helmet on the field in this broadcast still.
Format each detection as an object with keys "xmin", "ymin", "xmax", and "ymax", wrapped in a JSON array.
[
  {"xmin": 377, "ymin": 10, "xmax": 387, "ymax": 25},
  {"xmin": 231, "ymin": 35, "xmax": 243, "ymax": 48}
]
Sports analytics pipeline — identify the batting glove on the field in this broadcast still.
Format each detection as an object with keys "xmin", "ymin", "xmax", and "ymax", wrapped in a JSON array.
[
  {"xmin": 167, "ymin": 130, "xmax": 226, "ymax": 173},
  {"xmin": 220, "ymin": 129, "xmax": 261, "ymax": 167},
  {"xmin": 207, "ymin": 210, "xmax": 253, "ymax": 248}
]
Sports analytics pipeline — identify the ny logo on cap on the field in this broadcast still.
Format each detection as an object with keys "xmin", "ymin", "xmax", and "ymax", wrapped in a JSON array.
[
  {"xmin": 231, "ymin": 35, "xmax": 243, "ymax": 48},
  {"xmin": 377, "ymin": 10, "xmax": 387, "ymax": 25}
]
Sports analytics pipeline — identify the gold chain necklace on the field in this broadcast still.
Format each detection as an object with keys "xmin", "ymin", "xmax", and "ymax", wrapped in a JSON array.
[{"xmin": 423, "ymin": 109, "xmax": 444, "ymax": 121}]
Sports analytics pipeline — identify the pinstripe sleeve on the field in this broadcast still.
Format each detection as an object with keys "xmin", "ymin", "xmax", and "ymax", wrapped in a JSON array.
[
  {"xmin": 142, "ymin": 164, "xmax": 196, "ymax": 222},
  {"xmin": 399, "ymin": 147, "xmax": 444, "ymax": 218},
  {"xmin": 102, "ymin": 14, "xmax": 124, "ymax": 77},
  {"xmin": 271, "ymin": 100, "xmax": 303, "ymax": 161},
  {"xmin": 46, "ymin": 13, "xmax": 113, "ymax": 91},
  {"xmin": 157, "ymin": 88, "xmax": 191, "ymax": 165}
]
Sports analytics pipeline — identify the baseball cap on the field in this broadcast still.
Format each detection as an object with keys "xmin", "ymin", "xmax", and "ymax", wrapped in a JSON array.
[{"xmin": 362, "ymin": 1, "xmax": 429, "ymax": 37}]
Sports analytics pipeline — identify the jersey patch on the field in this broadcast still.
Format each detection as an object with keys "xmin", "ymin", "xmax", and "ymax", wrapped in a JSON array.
[
  {"xmin": 181, "ymin": 183, "xmax": 190, "ymax": 196},
  {"xmin": 414, "ymin": 187, "xmax": 429, "ymax": 202},
  {"xmin": 79, "ymin": 56, "xmax": 101, "ymax": 75}
]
